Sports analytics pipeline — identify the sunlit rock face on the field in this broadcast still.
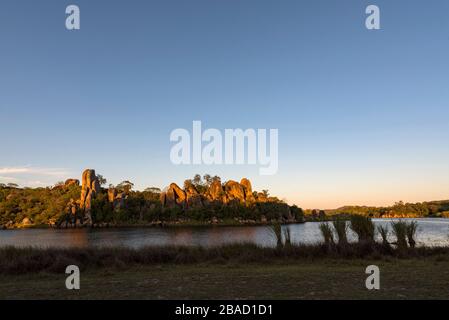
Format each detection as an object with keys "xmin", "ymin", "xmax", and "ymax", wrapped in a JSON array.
[
  {"xmin": 240, "ymin": 178, "xmax": 255, "ymax": 203},
  {"xmin": 64, "ymin": 179, "xmax": 80, "ymax": 187},
  {"xmin": 80, "ymin": 169, "xmax": 100, "ymax": 225},
  {"xmin": 256, "ymin": 192, "xmax": 268, "ymax": 203},
  {"xmin": 205, "ymin": 179, "xmax": 224, "ymax": 202},
  {"xmin": 160, "ymin": 183, "xmax": 187, "ymax": 208},
  {"xmin": 185, "ymin": 184, "xmax": 203, "ymax": 208},
  {"xmin": 160, "ymin": 177, "xmax": 259, "ymax": 209},
  {"xmin": 223, "ymin": 180, "xmax": 246, "ymax": 204}
]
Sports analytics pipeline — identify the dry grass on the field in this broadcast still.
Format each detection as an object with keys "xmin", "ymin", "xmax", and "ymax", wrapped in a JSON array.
[
  {"xmin": 3, "ymin": 258, "xmax": 449, "ymax": 299},
  {"xmin": 2, "ymin": 242, "xmax": 449, "ymax": 275}
]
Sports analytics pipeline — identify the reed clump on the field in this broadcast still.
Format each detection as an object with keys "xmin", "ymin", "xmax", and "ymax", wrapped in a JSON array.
[
  {"xmin": 350, "ymin": 215, "xmax": 375, "ymax": 243},
  {"xmin": 319, "ymin": 223, "xmax": 335, "ymax": 248},
  {"xmin": 406, "ymin": 221, "xmax": 418, "ymax": 248},
  {"xmin": 391, "ymin": 220, "xmax": 418, "ymax": 249},
  {"xmin": 269, "ymin": 223, "xmax": 293, "ymax": 249},
  {"xmin": 332, "ymin": 218, "xmax": 348, "ymax": 246}
]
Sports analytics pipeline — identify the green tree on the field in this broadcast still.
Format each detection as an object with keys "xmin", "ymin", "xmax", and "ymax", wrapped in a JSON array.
[
  {"xmin": 144, "ymin": 187, "xmax": 161, "ymax": 194},
  {"xmin": 96, "ymin": 174, "xmax": 107, "ymax": 186},
  {"xmin": 117, "ymin": 180, "xmax": 134, "ymax": 193}
]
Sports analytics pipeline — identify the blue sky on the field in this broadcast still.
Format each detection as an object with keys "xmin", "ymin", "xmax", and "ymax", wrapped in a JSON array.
[{"xmin": 1, "ymin": 0, "xmax": 449, "ymax": 208}]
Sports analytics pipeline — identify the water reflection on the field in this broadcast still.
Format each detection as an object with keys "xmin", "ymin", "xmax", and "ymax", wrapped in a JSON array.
[{"xmin": 1, "ymin": 218, "xmax": 449, "ymax": 249}]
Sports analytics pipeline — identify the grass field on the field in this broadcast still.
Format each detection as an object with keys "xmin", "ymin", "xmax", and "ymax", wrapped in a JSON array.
[{"xmin": 2, "ymin": 257, "xmax": 449, "ymax": 299}]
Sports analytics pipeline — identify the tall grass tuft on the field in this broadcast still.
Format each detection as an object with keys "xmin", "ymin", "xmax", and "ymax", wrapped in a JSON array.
[
  {"xmin": 269, "ymin": 223, "xmax": 283, "ymax": 249},
  {"xmin": 377, "ymin": 225, "xmax": 390, "ymax": 247},
  {"xmin": 319, "ymin": 223, "xmax": 335, "ymax": 247},
  {"xmin": 350, "ymin": 215, "xmax": 375, "ymax": 243},
  {"xmin": 283, "ymin": 226, "xmax": 292, "ymax": 248},
  {"xmin": 391, "ymin": 220, "xmax": 408, "ymax": 250},
  {"xmin": 332, "ymin": 218, "xmax": 348, "ymax": 246},
  {"xmin": 406, "ymin": 221, "xmax": 418, "ymax": 248}
]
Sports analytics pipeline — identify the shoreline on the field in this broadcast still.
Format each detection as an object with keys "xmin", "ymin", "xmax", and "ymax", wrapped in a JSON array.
[{"xmin": 2, "ymin": 215, "xmax": 447, "ymax": 230}]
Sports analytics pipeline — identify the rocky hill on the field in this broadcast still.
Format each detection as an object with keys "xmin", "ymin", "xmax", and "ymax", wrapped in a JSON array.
[{"xmin": 0, "ymin": 169, "xmax": 303, "ymax": 229}]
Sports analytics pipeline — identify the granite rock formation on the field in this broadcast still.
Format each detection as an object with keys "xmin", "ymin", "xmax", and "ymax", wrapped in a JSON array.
[
  {"xmin": 80, "ymin": 169, "xmax": 100, "ymax": 225},
  {"xmin": 185, "ymin": 183, "xmax": 203, "ymax": 208},
  {"xmin": 161, "ymin": 177, "xmax": 263, "ymax": 209},
  {"xmin": 108, "ymin": 187, "xmax": 127, "ymax": 211},
  {"xmin": 64, "ymin": 179, "xmax": 80, "ymax": 187},
  {"xmin": 223, "ymin": 180, "xmax": 246, "ymax": 204}
]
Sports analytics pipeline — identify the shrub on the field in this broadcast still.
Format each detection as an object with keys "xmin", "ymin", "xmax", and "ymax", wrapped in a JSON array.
[
  {"xmin": 391, "ymin": 220, "xmax": 408, "ymax": 250},
  {"xmin": 269, "ymin": 223, "xmax": 283, "ymax": 249},
  {"xmin": 283, "ymin": 226, "xmax": 292, "ymax": 247},
  {"xmin": 377, "ymin": 225, "xmax": 390, "ymax": 247},
  {"xmin": 406, "ymin": 221, "xmax": 418, "ymax": 248},
  {"xmin": 332, "ymin": 218, "xmax": 348, "ymax": 246},
  {"xmin": 319, "ymin": 223, "xmax": 335, "ymax": 247},
  {"xmin": 350, "ymin": 215, "xmax": 375, "ymax": 243}
]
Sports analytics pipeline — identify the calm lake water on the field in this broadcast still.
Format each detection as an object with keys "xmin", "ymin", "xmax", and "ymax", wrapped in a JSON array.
[{"xmin": 1, "ymin": 218, "xmax": 449, "ymax": 249}]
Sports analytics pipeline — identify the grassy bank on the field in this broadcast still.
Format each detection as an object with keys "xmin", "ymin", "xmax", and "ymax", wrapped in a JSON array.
[
  {"xmin": 2, "ymin": 243, "xmax": 449, "ymax": 275},
  {"xmin": 2, "ymin": 258, "xmax": 449, "ymax": 299}
]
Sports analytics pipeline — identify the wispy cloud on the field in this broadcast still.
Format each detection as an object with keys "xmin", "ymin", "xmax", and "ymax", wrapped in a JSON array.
[
  {"xmin": 0, "ymin": 176, "xmax": 18, "ymax": 181},
  {"xmin": 0, "ymin": 167, "xmax": 29, "ymax": 174},
  {"xmin": 0, "ymin": 166, "xmax": 73, "ymax": 187},
  {"xmin": 0, "ymin": 166, "xmax": 71, "ymax": 177}
]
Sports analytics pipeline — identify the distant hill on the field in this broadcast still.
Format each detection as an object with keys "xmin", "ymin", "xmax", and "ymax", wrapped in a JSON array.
[{"xmin": 324, "ymin": 200, "xmax": 449, "ymax": 218}]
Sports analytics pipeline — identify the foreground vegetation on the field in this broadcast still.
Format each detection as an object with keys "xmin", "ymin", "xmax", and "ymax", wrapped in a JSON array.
[
  {"xmin": 2, "ymin": 241, "xmax": 449, "ymax": 275},
  {"xmin": 3, "ymin": 259, "xmax": 449, "ymax": 299},
  {"xmin": 2, "ymin": 217, "xmax": 449, "ymax": 299}
]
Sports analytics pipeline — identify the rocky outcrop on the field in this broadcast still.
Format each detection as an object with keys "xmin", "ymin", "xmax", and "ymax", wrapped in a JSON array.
[
  {"xmin": 80, "ymin": 169, "xmax": 100, "ymax": 225},
  {"xmin": 205, "ymin": 179, "xmax": 225, "ymax": 202},
  {"xmin": 108, "ymin": 187, "xmax": 127, "ymax": 211},
  {"xmin": 58, "ymin": 198, "xmax": 84, "ymax": 228},
  {"xmin": 240, "ymin": 178, "xmax": 255, "ymax": 203},
  {"xmin": 185, "ymin": 184, "xmax": 203, "ymax": 208},
  {"xmin": 64, "ymin": 179, "xmax": 80, "ymax": 187},
  {"xmin": 161, "ymin": 178, "xmax": 265, "ymax": 209},
  {"xmin": 20, "ymin": 217, "xmax": 33, "ymax": 227},
  {"xmin": 160, "ymin": 183, "xmax": 187, "ymax": 208},
  {"xmin": 224, "ymin": 180, "xmax": 246, "ymax": 204},
  {"xmin": 170, "ymin": 183, "xmax": 186, "ymax": 205},
  {"xmin": 256, "ymin": 192, "xmax": 268, "ymax": 203}
]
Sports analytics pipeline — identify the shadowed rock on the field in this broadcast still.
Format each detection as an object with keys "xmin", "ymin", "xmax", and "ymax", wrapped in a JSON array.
[
  {"xmin": 108, "ymin": 187, "xmax": 126, "ymax": 211},
  {"xmin": 185, "ymin": 183, "xmax": 203, "ymax": 208}
]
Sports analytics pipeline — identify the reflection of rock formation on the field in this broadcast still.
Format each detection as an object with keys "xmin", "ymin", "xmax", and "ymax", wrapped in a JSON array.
[{"xmin": 80, "ymin": 169, "xmax": 100, "ymax": 225}]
